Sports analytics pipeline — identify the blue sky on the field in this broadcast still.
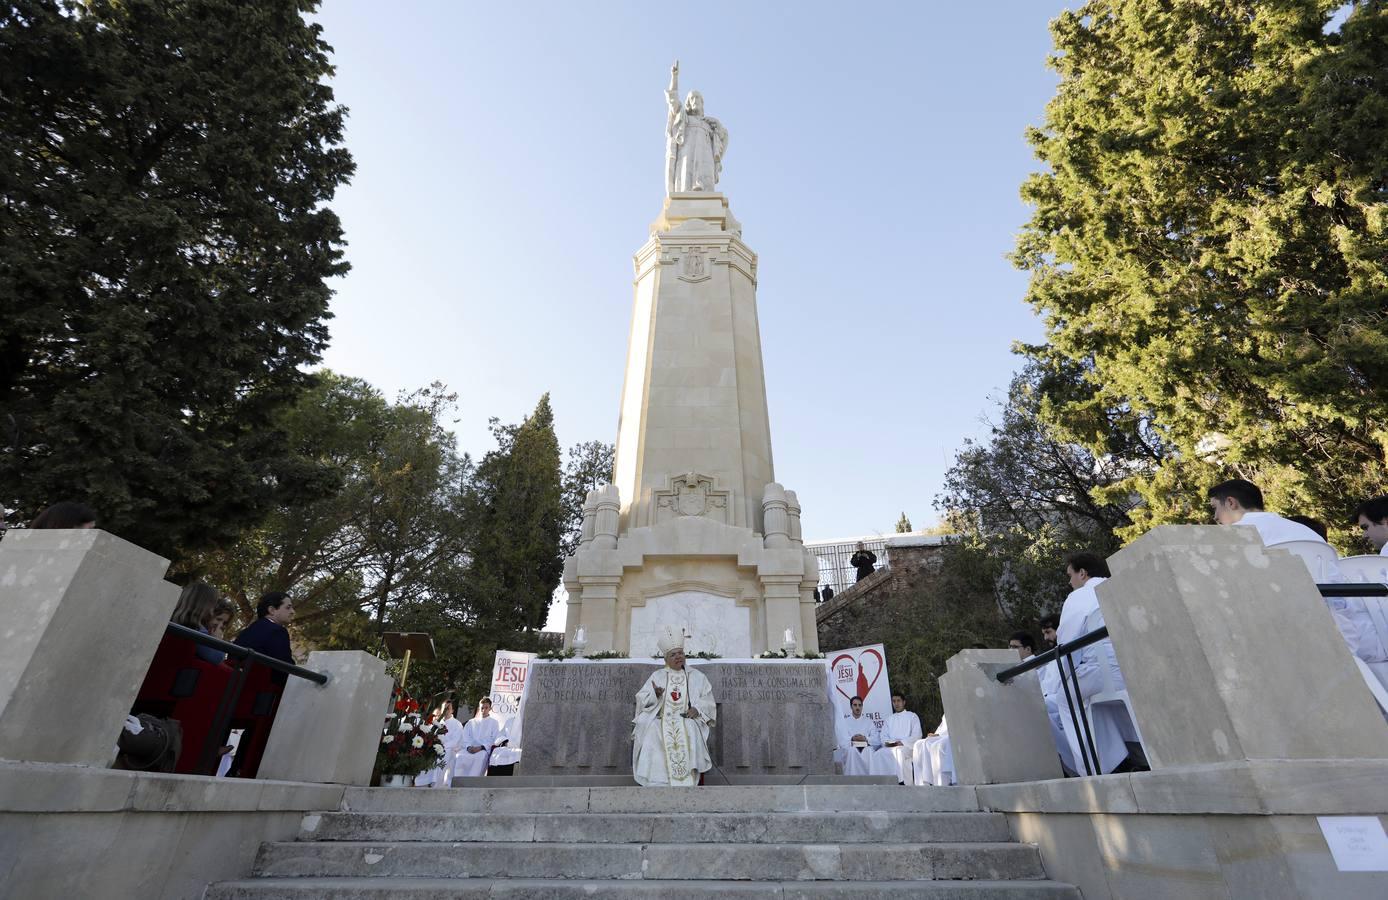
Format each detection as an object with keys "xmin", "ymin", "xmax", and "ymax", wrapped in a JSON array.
[{"xmin": 313, "ymin": 1, "xmax": 1063, "ymax": 542}]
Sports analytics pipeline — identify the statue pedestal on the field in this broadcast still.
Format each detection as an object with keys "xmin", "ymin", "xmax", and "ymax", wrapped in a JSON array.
[{"xmin": 518, "ymin": 659, "xmax": 834, "ymax": 779}]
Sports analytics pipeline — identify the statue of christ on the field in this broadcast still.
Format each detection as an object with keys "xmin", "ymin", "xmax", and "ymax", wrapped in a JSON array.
[{"xmin": 664, "ymin": 61, "xmax": 728, "ymax": 194}]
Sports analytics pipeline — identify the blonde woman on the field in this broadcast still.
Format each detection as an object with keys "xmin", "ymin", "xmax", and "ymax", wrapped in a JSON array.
[{"xmin": 170, "ymin": 581, "xmax": 225, "ymax": 664}]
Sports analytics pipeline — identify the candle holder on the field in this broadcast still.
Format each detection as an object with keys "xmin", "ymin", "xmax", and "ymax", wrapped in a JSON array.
[
  {"xmin": 781, "ymin": 638, "xmax": 798, "ymax": 656},
  {"xmin": 572, "ymin": 631, "xmax": 588, "ymax": 658}
]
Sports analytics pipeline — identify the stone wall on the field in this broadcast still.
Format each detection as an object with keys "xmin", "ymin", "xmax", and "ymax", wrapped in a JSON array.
[
  {"xmin": 816, "ymin": 537, "xmax": 996, "ymax": 728},
  {"xmin": 0, "ymin": 760, "xmax": 344, "ymax": 900},
  {"xmin": 519, "ymin": 659, "xmax": 834, "ymax": 778}
]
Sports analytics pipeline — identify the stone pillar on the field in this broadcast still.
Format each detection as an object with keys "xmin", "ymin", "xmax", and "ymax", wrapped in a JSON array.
[
  {"xmin": 592, "ymin": 485, "xmax": 620, "ymax": 550},
  {"xmin": 761, "ymin": 575, "xmax": 803, "ymax": 653},
  {"xmin": 0, "ymin": 529, "xmax": 178, "ymax": 767},
  {"xmin": 784, "ymin": 490, "xmax": 804, "ymax": 545},
  {"xmin": 578, "ymin": 490, "xmax": 598, "ymax": 548},
  {"xmin": 575, "ymin": 576, "xmax": 621, "ymax": 653},
  {"xmin": 1101, "ymin": 525, "xmax": 1388, "ymax": 768},
  {"xmin": 762, "ymin": 483, "xmax": 790, "ymax": 549},
  {"xmin": 940, "ymin": 649, "xmax": 1064, "ymax": 784},
  {"xmin": 258, "ymin": 650, "xmax": 393, "ymax": 785}
]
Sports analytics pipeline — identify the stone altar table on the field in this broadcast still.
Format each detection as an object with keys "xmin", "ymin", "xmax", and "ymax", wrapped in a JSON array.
[{"xmin": 518, "ymin": 659, "xmax": 835, "ymax": 779}]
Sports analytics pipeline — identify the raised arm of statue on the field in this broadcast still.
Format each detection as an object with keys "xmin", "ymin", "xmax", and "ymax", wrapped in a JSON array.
[{"xmin": 665, "ymin": 60, "xmax": 680, "ymax": 127}]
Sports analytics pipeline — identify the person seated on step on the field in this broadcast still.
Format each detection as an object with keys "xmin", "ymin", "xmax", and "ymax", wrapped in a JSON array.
[
  {"xmin": 1012, "ymin": 629, "xmax": 1078, "ymax": 777},
  {"xmin": 1209, "ymin": 480, "xmax": 1383, "ymax": 692},
  {"xmin": 1356, "ymin": 497, "xmax": 1388, "ymax": 559},
  {"xmin": 913, "ymin": 716, "xmax": 954, "ymax": 786},
  {"xmin": 632, "ymin": 628, "xmax": 716, "ymax": 786},
  {"xmin": 875, "ymin": 692, "xmax": 922, "ymax": 784},
  {"xmin": 454, "ymin": 697, "xmax": 500, "ymax": 780},
  {"xmin": 834, "ymin": 696, "xmax": 892, "ymax": 777},
  {"xmin": 1055, "ymin": 552, "xmax": 1147, "ymax": 775}
]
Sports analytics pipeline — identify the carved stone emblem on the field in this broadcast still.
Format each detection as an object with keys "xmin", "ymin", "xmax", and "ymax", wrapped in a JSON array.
[
  {"xmin": 677, "ymin": 247, "xmax": 712, "ymax": 283},
  {"xmin": 653, "ymin": 473, "xmax": 730, "ymax": 526}
]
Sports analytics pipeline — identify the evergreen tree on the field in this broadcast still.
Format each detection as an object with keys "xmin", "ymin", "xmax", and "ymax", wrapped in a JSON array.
[
  {"xmin": 187, "ymin": 372, "xmax": 472, "ymax": 637},
  {"xmin": 463, "ymin": 395, "xmax": 566, "ymax": 636},
  {"xmin": 1014, "ymin": 1, "xmax": 1388, "ymax": 544},
  {"xmin": 895, "ymin": 512, "xmax": 913, "ymax": 533},
  {"xmin": 561, "ymin": 439, "xmax": 615, "ymax": 555},
  {"xmin": 0, "ymin": 0, "xmax": 353, "ymax": 556}
]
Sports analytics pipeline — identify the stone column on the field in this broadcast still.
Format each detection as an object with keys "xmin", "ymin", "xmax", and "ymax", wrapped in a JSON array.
[
  {"xmin": 784, "ymin": 490, "xmax": 804, "ymax": 545},
  {"xmin": 762, "ymin": 483, "xmax": 790, "ymax": 549},
  {"xmin": 1101, "ymin": 525, "xmax": 1388, "ymax": 768},
  {"xmin": 575, "ymin": 576, "xmax": 621, "ymax": 654},
  {"xmin": 0, "ymin": 529, "xmax": 178, "ymax": 767},
  {"xmin": 940, "ymin": 649, "xmax": 1064, "ymax": 784},
  {"xmin": 258, "ymin": 650, "xmax": 393, "ymax": 785},
  {"xmin": 578, "ymin": 490, "xmax": 598, "ymax": 548},
  {"xmin": 592, "ymin": 485, "xmax": 620, "ymax": 550},
  {"xmin": 761, "ymin": 575, "xmax": 804, "ymax": 653}
]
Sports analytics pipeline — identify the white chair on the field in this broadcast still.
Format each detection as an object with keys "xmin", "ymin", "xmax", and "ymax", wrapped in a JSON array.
[
  {"xmin": 1268, "ymin": 539, "xmax": 1340, "ymax": 582},
  {"xmin": 1337, "ymin": 555, "xmax": 1388, "ymax": 584}
]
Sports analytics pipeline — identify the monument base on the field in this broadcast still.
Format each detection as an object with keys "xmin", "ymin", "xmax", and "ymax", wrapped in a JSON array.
[{"xmin": 518, "ymin": 659, "xmax": 834, "ymax": 779}]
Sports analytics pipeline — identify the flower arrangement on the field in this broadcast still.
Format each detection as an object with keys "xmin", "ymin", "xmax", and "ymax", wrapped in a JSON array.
[
  {"xmin": 758, "ymin": 649, "xmax": 824, "ymax": 659},
  {"xmin": 376, "ymin": 696, "xmax": 446, "ymax": 779}
]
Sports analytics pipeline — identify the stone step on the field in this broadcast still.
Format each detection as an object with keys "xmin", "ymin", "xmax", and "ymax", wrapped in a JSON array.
[
  {"xmin": 451, "ymin": 774, "xmax": 900, "ymax": 787},
  {"xmin": 254, "ymin": 841, "xmax": 1045, "ymax": 882},
  {"xmin": 209, "ymin": 877, "xmax": 1081, "ymax": 899},
  {"xmin": 300, "ymin": 810, "xmax": 1012, "ymax": 844},
  {"xmin": 343, "ymin": 785, "xmax": 980, "ymax": 815}
]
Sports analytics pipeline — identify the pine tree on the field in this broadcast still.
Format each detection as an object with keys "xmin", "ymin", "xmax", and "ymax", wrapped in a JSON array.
[
  {"xmin": 0, "ymin": 0, "xmax": 353, "ymax": 556},
  {"xmin": 895, "ymin": 512, "xmax": 913, "ymax": 534},
  {"xmin": 1014, "ymin": 1, "xmax": 1388, "ymax": 543},
  {"xmin": 464, "ymin": 395, "xmax": 566, "ymax": 635}
]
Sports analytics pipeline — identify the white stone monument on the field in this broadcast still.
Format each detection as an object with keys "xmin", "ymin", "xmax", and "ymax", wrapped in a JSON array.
[{"xmin": 562, "ymin": 64, "xmax": 818, "ymax": 658}]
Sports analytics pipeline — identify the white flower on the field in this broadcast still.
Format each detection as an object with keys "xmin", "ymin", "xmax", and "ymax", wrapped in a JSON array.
[
  {"xmin": 411, "ymin": 736, "xmax": 425, "ymax": 749},
  {"xmin": 434, "ymin": 744, "xmax": 446, "ymax": 757},
  {"xmin": 421, "ymin": 723, "xmax": 434, "ymax": 733},
  {"xmin": 381, "ymin": 734, "xmax": 394, "ymax": 745},
  {"xmin": 397, "ymin": 720, "xmax": 412, "ymax": 734}
]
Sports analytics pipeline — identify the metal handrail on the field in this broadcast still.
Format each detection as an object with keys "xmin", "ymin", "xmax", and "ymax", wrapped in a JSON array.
[
  {"xmin": 988, "ymin": 580, "xmax": 1388, "ymax": 777},
  {"xmin": 158, "ymin": 622, "xmax": 328, "ymax": 775},
  {"xmin": 995, "ymin": 626, "xmax": 1110, "ymax": 684},
  {"xmin": 166, "ymin": 622, "xmax": 329, "ymax": 685}
]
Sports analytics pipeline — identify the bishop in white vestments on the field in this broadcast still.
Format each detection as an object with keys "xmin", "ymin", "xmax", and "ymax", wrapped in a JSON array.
[
  {"xmin": 632, "ymin": 630, "xmax": 716, "ymax": 787},
  {"xmin": 876, "ymin": 693, "xmax": 922, "ymax": 784},
  {"xmin": 454, "ymin": 697, "xmax": 500, "ymax": 778}
]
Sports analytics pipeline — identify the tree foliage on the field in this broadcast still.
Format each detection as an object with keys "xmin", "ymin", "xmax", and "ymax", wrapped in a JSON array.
[
  {"xmin": 561, "ymin": 439, "xmax": 615, "ymax": 555},
  {"xmin": 1014, "ymin": 1, "xmax": 1388, "ymax": 545},
  {"xmin": 187, "ymin": 372, "xmax": 472, "ymax": 641},
  {"xmin": 895, "ymin": 512, "xmax": 913, "ymax": 533},
  {"xmin": 936, "ymin": 359, "xmax": 1134, "ymax": 628},
  {"xmin": 0, "ymin": 0, "xmax": 353, "ymax": 556}
]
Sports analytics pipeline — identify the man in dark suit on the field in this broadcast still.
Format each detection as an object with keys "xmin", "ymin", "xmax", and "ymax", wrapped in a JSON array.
[{"xmin": 233, "ymin": 591, "xmax": 295, "ymax": 683}]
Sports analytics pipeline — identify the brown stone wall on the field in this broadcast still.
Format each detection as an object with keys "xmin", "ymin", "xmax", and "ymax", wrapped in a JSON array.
[{"xmin": 816, "ymin": 541, "xmax": 1006, "ymax": 729}]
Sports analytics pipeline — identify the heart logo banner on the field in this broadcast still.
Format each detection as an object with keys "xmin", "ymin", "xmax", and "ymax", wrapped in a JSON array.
[{"xmin": 825, "ymin": 643, "xmax": 892, "ymax": 737}]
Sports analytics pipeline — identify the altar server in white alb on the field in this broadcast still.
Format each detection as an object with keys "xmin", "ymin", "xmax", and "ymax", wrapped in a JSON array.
[
  {"xmin": 454, "ymin": 696, "xmax": 501, "ymax": 778},
  {"xmin": 1012, "ymin": 630, "xmax": 1078, "ymax": 776},
  {"xmin": 420, "ymin": 701, "xmax": 465, "ymax": 788},
  {"xmin": 913, "ymin": 717, "xmax": 954, "ymax": 786},
  {"xmin": 1212, "ymin": 480, "xmax": 1388, "ymax": 694},
  {"xmin": 632, "ymin": 629, "xmax": 717, "ymax": 787},
  {"xmin": 835, "ymin": 696, "xmax": 892, "ymax": 776},
  {"xmin": 1056, "ymin": 552, "xmax": 1144, "ymax": 775},
  {"xmin": 876, "ymin": 692, "xmax": 922, "ymax": 784}
]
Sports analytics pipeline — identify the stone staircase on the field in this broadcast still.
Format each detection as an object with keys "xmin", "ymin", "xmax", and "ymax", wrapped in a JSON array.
[{"xmin": 207, "ymin": 784, "xmax": 1079, "ymax": 899}]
